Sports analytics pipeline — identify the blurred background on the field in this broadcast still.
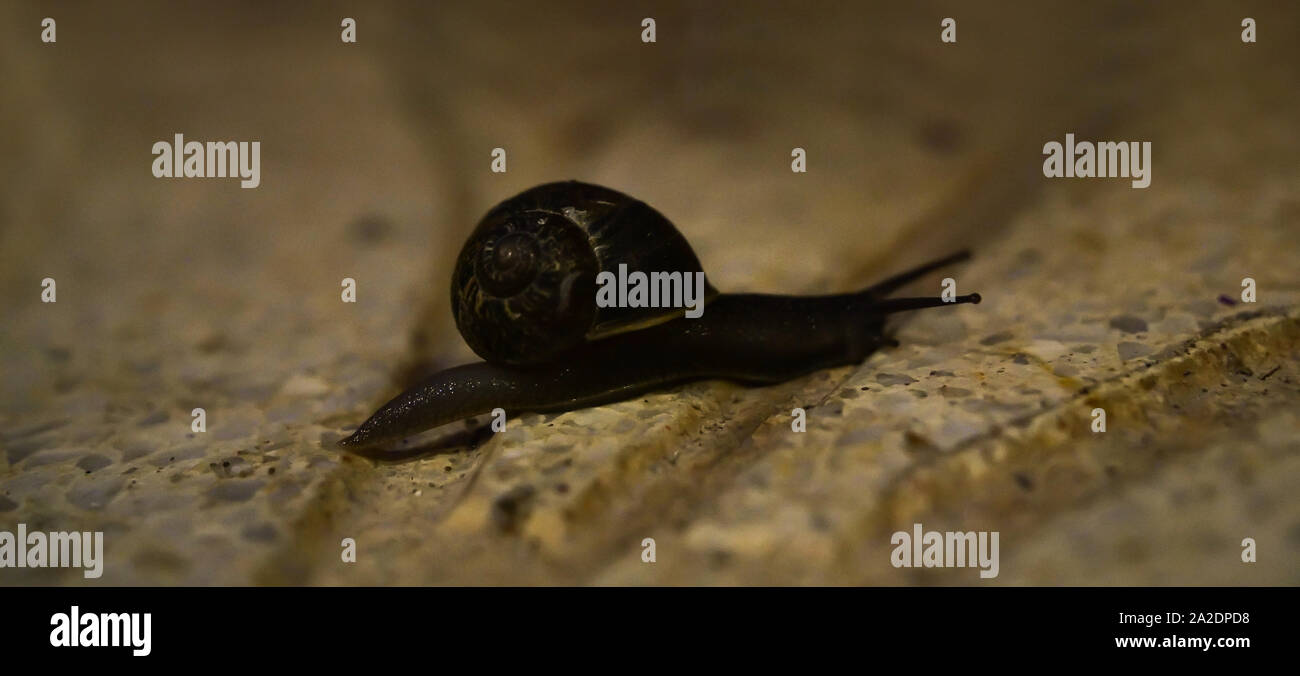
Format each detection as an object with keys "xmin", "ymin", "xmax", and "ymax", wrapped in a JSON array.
[{"xmin": 1, "ymin": 0, "xmax": 1297, "ymax": 585}]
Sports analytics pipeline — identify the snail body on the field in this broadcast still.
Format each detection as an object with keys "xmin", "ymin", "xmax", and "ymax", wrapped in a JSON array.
[{"xmin": 339, "ymin": 181, "xmax": 980, "ymax": 450}]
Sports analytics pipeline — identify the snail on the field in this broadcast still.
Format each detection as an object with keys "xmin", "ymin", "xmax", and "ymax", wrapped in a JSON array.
[{"xmin": 338, "ymin": 181, "xmax": 980, "ymax": 450}]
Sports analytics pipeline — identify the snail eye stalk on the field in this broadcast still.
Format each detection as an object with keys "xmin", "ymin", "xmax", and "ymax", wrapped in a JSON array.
[{"xmin": 868, "ymin": 293, "xmax": 981, "ymax": 315}]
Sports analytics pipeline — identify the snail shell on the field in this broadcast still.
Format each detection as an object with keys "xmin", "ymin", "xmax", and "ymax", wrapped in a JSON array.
[{"xmin": 451, "ymin": 181, "xmax": 718, "ymax": 366}]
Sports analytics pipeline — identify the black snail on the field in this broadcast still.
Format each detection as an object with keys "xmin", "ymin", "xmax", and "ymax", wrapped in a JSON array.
[{"xmin": 338, "ymin": 181, "xmax": 980, "ymax": 450}]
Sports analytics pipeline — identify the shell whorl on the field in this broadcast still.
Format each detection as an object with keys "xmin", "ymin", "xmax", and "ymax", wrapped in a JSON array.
[{"xmin": 451, "ymin": 181, "xmax": 715, "ymax": 366}]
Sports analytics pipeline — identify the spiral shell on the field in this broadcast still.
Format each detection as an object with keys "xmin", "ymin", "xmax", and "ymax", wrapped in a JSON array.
[{"xmin": 451, "ymin": 181, "xmax": 716, "ymax": 366}]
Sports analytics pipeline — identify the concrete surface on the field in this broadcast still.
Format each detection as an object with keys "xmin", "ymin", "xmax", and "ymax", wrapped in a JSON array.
[{"xmin": 1, "ymin": 1, "xmax": 1297, "ymax": 585}]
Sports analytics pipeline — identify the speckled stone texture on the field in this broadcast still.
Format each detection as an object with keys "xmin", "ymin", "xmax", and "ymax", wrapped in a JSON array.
[{"xmin": 1, "ymin": 1, "xmax": 1297, "ymax": 585}]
